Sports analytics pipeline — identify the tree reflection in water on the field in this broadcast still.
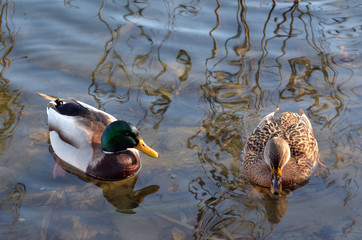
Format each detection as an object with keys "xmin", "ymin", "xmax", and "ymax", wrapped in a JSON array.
[
  {"xmin": 0, "ymin": 0, "xmax": 26, "ymax": 226},
  {"xmin": 0, "ymin": 182, "xmax": 26, "ymax": 224},
  {"xmin": 0, "ymin": 0, "xmax": 358, "ymax": 238},
  {"xmin": 89, "ymin": 0, "xmax": 195, "ymax": 130},
  {"xmin": 44, "ymin": 0, "xmax": 360, "ymax": 238},
  {"xmin": 188, "ymin": 0, "xmax": 354, "ymax": 238}
]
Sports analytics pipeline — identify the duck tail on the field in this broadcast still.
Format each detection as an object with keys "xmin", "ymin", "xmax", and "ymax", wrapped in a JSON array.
[
  {"xmin": 38, "ymin": 93, "xmax": 74, "ymax": 102},
  {"xmin": 37, "ymin": 93, "xmax": 59, "ymax": 101}
]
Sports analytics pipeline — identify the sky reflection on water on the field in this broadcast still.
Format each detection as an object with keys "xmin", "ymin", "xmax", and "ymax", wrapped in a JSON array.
[{"xmin": 0, "ymin": 0, "xmax": 361, "ymax": 239}]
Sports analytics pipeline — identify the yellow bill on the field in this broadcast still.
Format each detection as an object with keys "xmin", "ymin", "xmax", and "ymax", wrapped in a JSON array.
[{"xmin": 135, "ymin": 139, "xmax": 159, "ymax": 158}]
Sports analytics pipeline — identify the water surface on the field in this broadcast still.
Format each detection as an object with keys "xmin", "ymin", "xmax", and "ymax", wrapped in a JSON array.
[{"xmin": 0, "ymin": 0, "xmax": 361, "ymax": 239}]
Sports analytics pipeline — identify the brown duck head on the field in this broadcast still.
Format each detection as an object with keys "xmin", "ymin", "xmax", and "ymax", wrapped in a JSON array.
[{"xmin": 264, "ymin": 137, "xmax": 291, "ymax": 195}]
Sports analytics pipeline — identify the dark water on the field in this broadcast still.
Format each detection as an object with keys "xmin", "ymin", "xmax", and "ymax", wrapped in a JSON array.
[{"xmin": 0, "ymin": 0, "xmax": 361, "ymax": 239}]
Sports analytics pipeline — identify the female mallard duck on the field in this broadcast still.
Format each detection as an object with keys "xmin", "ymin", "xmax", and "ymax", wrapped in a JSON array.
[
  {"xmin": 39, "ymin": 93, "xmax": 159, "ymax": 181},
  {"xmin": 242, "ymin": 108, "xmax": 319, "ymax": 195}
]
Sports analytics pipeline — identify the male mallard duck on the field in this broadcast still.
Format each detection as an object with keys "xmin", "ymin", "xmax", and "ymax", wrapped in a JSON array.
[
  {"xmin": 39, "ymin": 93, "xmax": 159, "ymax": 181},
  {"xmin": 242, "ymin": 108, "xmax": 319, "ymax": 195}
]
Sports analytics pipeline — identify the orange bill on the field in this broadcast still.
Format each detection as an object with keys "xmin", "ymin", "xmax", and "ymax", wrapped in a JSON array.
[{"xmin": 135, "ymin": 139, "xmax": 159, "ymax": 158}]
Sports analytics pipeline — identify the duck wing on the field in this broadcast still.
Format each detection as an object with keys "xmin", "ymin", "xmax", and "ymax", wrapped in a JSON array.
[
  {"xmin": 284, "ymin": 110, "xmax": 318, "ymax": 160},
  {"xmin": 242, "ymin": 109, "xmax": 282, "ymax": 187},
  {"xmin": 244, "ymin": 108, "xmax": 281, "ymax": 154},
  {"xmin": 47, "ymin": 99, "xmax": 117, "ymax": 172}
]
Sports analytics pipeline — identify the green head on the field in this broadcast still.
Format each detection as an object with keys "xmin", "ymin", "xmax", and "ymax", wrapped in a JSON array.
[{"xmin": 101, "ymin": 120, "xmax": 159, "ymax": 158}]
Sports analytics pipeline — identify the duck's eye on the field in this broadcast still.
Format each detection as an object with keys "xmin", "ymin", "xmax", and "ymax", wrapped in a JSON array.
[{"xmin": 124, "ymin": 131, "xmax": 132, "ymax": 137}]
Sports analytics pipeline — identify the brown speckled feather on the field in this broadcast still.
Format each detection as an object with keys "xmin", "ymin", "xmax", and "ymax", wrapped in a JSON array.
[{"xmin": 242, "ymin": 109, "xmax": 319, "ymax": 188}]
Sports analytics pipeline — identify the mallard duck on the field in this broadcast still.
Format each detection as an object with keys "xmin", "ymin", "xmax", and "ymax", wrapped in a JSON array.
[
  {"xmin": 242, "ymin": 108, "xmax": 319, "ymax": 195},
  {"xmin": 39, "ymin": 93, "xmax": 159, "ymax": 181}
]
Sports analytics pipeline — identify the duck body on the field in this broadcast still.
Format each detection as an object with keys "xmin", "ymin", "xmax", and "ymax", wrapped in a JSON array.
[
  {"xmin": 242, "ymin": 108, "xmax": 319, "ymax": 194},
  {"xmin": 41, "ymin": 94, "xmax": 159, "ymax": 181}
]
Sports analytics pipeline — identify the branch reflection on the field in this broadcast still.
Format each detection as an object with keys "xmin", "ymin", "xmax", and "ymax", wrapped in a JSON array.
[
  {"xmin": 0, "ymin": 0, "xmax": 25, "ymax": 225},
  {"xmin": 89, "ymin": 0, "xmax": 196, "ymax": 128},
  {"xmin": 189, "ymin": 0, "xmax": 354, "ymax": 238},
  {"xmin": 0, "ymin": 182, "xmax": 26, "ymax": 223},
  {"xmin": 0, "ymin": 0, "xmax": 23, "ymax": 156}
]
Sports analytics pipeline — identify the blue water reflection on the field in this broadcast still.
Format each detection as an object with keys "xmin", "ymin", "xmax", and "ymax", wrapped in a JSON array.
[{"xmin": 0, "ymin": 0, "xmax": 360, "ymax": 239}]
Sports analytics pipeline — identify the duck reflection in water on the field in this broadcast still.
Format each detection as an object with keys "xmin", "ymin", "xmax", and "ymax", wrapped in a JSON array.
[
  {"xmin": 249, "ymin": 181, "xmax": 308, "ymax": 224},
  {"xmin": 52, "ymin": 154, "xmax": 159, "ymax": 214},
  {"xmin": 190, "ymin": 178, "xmax": 303, "ymax": 238}
]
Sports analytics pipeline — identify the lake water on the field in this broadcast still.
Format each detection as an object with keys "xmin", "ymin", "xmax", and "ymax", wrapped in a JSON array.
[{"xmin": 0, "ymin": 0, "xmax": 361, "ymax": 239}]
